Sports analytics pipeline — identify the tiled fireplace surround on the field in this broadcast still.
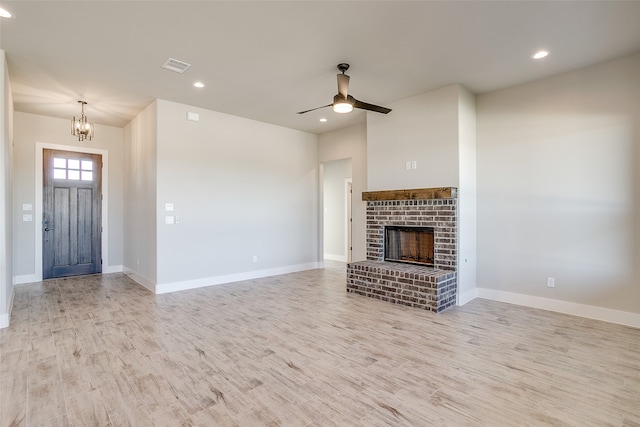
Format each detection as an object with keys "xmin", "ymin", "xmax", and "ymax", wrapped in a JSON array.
[{"xmin": 347, "ymin": 187, "xmax": 458, "ymax": 313}]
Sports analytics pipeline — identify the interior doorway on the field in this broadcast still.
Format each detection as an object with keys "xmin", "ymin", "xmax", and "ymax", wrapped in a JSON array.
[
  {"xmin": 322, "ymin": 158, "xmax": 353, "ymax": 263},
  {"xmin": 42, "ymin": 149, "xmax": 102, "ymax": 279}
]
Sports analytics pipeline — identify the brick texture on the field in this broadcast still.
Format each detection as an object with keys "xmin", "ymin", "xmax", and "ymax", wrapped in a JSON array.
[
  {"xmin": 347, "ymin": 193, "xmax": 458, "ymax": 313},
  {"xmin": 365, "ymin": 198, "xmax": 458, "ymax": 270},
  {"xmin": 346, "ymin": 261, "xmax": 457, "ymax": 313}
]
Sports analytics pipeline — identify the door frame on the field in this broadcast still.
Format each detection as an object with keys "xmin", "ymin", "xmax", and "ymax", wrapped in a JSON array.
[
  {"xmin": 35, "ymin": 142, "xmax": 110, "ymax": 281},
  {"xmin": 345, "ymin": 179, "xmax": 352, "ymax": 263}
]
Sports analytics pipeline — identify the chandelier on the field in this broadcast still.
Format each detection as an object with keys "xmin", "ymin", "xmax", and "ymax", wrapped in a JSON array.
[{"xmin": 71, "ymin": 100, "xmax": 94, "ymax": 141}]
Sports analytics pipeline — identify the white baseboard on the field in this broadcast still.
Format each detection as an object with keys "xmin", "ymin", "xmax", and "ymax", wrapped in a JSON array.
[
  {"xmin": 0, "ymin": 286, "xmax": 15, "ymax": 329},
  {"xmin": 457, "ymin": 287, "xmax": 477, "ymax": 306},
  {"xmin": 102, "ymin": 265, "xmax": 123, "ymax": 274},
  {"xmin": 122, "ymin": 268, "xmax": 156, "ymax": 293},
  {"xmin": 14, "ymin": 266, "xmax": 122, "ymax": 284},
  {"xmin": 14, "ymin": 274, "xmax": 39, "ymax": 285},
  {"xmin": 154, "ymin": 262, "xmax": 322, "ymax": 295},
  {"xmin": 477, "ymin": 287, "xmax": 640, "ymax": 329},
  {"xmin": 324, "ymin": 253, "xmax": 347, "ymax": 262},
  {"xmin": 0, "ymin": 313, "xmax": 8, "ymax": 329}
]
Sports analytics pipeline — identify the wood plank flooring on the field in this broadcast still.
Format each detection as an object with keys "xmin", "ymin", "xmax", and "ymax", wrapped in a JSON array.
[{"xmin": 1, "ymin": 262, "xmax": 639, "ymax": 426}]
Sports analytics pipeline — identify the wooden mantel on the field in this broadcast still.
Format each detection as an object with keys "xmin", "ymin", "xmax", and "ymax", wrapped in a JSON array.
[{"xmin": 362, "ymin": 187, "xmax": 457, "ymax": 201}]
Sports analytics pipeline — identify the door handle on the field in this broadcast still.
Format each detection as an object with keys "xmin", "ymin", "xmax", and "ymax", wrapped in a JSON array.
[{"xmin": 44, "ymin": 227, "xmax": 54, "ymax": 232}]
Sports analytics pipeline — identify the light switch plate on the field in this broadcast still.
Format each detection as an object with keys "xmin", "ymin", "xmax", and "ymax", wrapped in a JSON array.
[
  {"xmin": 23, "ymin": 214, "xmax": 33, "ymax": 222},
  {"xmin": 165, "ymin": 203, "xmax": 174, "ymax": 211},
  {"xmin": 165, "ymin": 216, "xmax": 175, "ymax": 225},
  {"xmin": 23, "ymin": 204, "xmax": 33, "ymax": 211}
]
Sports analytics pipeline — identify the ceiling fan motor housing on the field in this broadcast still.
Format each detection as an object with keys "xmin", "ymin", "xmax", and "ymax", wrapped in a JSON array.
[
  {"xmin": 337, "ymin": 63, "xmax": 350, "ymax": 74},
  {"xmin": 333, "ymin": 94, "xmax": 354, "ymax": 104}
]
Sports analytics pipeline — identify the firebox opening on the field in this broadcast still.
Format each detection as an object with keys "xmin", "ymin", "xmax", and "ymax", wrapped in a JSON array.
[{"xmin": 384, "ymin": 226, "xmax": 435, "ymax": 267}]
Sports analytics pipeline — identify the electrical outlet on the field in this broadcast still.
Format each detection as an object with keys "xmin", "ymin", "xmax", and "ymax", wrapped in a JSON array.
[
  {"xmin": 252, "ymin": 255, "xmax": 258, "ymax": 263},
  {"xmin": 547, "ymin": 277, "xmax": 555, "ymax": 288}
]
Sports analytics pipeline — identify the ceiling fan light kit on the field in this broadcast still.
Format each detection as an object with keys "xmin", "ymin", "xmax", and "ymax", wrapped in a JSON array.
[
  {"xmin": 298, "ymin": 63, "xmax": 391, "ymax": 115},
  {"xmin": 332, "ymin": 96, "xmax": 354, "ymax": 113}
]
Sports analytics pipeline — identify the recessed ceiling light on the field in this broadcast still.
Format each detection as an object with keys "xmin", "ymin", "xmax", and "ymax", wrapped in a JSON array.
[
  {"xmin": 532, "ymin": 50, "xmax": 550, "ymax": 60},
  {"xmin": 0, "ymin": 7, "xmax": 13, "ymax": 18},
  {"xmin": 193, "ymin": 82, "xmax": 205, "ymax": 88},
  {"xmin": 319, "ymin": 118, "xmax": 327, "ymax": 122}
]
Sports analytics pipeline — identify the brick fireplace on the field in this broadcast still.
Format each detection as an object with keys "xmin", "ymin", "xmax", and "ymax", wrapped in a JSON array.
[{"xmin": 347, "ymin": 187, "xmax": 458, "ymax": 312}]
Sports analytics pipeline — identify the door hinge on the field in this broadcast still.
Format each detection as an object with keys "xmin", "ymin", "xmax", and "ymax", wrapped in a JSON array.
[
  {"xmin": 101, "ymin": 226, "xmax": 103, "ymax": 233},
  {"xmin": 100, "ymin": 259, "xmax": 103, "ymax": 265},
  {"xmin": 101, "ymin": 194, "xmax": 103, "ymax": 201}
]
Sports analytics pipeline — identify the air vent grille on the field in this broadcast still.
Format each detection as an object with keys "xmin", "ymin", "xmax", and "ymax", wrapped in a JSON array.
[{"xmin": 161, "ymin": 58, "xmax": 191, "ymax": 74}]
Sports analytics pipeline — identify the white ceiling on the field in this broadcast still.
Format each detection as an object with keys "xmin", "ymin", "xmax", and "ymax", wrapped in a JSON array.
[{"xmin": 2, "ymin": 1, "xmax": 640, "ymax": 135}]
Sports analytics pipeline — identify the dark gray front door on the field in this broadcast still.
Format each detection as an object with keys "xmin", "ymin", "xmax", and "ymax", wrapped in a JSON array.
[{"xmin": 43, "ymin": 149, "xmax": 102, "ymax": 279}]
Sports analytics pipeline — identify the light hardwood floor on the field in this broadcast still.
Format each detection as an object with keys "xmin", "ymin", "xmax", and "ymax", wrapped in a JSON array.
[{"xmin": 1, "ymin": 263, "xmax": 639, "ymax": 426}]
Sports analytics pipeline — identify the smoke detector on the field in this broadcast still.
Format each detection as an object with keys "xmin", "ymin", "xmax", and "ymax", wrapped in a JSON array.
[{"xmin": 161, "ymin": 58, "xmax": 191, "ymax": 74}]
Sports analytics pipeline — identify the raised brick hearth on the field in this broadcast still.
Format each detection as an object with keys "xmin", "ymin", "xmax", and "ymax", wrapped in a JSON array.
[
  {"xmin": 347, "ymin": 261, "xmax": 456, "ymax": 312},
  {"xmin": 347, "ymin": 187, "xmax": 458, "ymax": 313}
]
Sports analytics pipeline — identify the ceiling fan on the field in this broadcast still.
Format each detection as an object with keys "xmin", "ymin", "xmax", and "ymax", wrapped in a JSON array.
[{"xmin": 297, "ymin": 63, "xmax": 392, "ymax": 115}]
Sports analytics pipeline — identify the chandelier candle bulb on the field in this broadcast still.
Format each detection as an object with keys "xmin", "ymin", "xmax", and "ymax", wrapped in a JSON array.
[{"xmin": 71, "ymin": 100, "xmax": 94, "ymax": 141}]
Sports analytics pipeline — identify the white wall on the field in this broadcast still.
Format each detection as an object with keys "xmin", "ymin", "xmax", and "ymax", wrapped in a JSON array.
[
  {"xmin": 123, "ymin": 101, "xmax": 157, "ymax": 286},
  {"xmin": 366, "ymin": 84, "xmax": 477, "ymax": 304},
  {"xmin": 457, "ymin": 86, "xmax": 477, "ymax": 304},
  {"xmin": 318, "ymin": 123, "xmax": 367, "ymax": 261},
  {"xmin": 0, "ymin": 50, "xmax": 13, "ymax": 328},
  {"xmin": 12, "ymin": 112, "xmax": 124, "ymax": 282},
  {"xmin": 477, "ymin": 52, "xmax": 640, "ymax": 321},
  {"xmin": 153, "ymin": 100, "xmax": 319, "ymax": 290},
  {"xmin": 323, "ymin": 158, "xmax": 352, "ymax": 261},
  {"xmin": 367, "ymin": 85, "xmax": 460, "ymax": 191}
]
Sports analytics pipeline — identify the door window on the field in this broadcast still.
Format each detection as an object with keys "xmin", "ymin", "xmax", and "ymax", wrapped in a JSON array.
[{"xmin": 53, "ymin": 157, "xmax": 93, "ymax": 181}]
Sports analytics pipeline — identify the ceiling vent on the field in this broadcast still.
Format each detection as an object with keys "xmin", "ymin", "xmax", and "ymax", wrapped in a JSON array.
[{"xmin": 161, "ymin": 58, "xmax": 191, "ymax": 74}]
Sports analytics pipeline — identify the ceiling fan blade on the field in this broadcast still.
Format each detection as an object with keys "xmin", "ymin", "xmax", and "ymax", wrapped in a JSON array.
[
  {"xmin": 297, "ymin": 104, "xmax": 332, "ymax": 114},
  {"xmin": 337, "ymin": 73, "xmax": 350, "ymax": 99},
  {"xmin": 353, "ymin": 98, "xmax": 392, "ymax": 114}
]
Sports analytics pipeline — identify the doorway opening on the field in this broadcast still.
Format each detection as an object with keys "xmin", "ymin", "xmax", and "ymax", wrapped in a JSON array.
[{"xmin": 322, "ymin": 158, "xmax": 353, "ymax": 263}]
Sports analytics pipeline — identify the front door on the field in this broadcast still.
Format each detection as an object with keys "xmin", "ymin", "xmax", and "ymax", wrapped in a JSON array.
[{"xmin": 43, "ymin": 149, "xmax": 102, "ymax": 279}]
